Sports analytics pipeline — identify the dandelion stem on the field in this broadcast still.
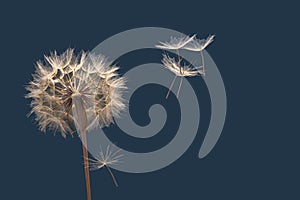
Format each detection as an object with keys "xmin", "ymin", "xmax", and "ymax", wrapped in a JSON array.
[
  {"xmin": 200, "ymin": 50, "xmax": 205, "ymax": 76},
  {"xmin": 166, "ymin": 76, "xmax": 177, "ymax": 99},
  {"xmin": 177, "ymin": 77, "xmax": 183, "ymax": 98},
  {"xmin": 81, "ymin": 131, "xmax": 92, "ymax": 200},
  {"xmin": 72, "ymin": 96, "xmax": 92, "ymax": 200},
  {"xmin": 105, "ymin": 165, "xmax": 119, "ymax": 187},
  {"xmin": 176, "ymin": 49, "xmax": 182, "ymax": 74}
]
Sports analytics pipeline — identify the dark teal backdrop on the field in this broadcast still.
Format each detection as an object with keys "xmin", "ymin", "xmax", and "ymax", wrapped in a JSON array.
[{"xmin": 1, "ymin": 1, "xmax": 299, "ymax": 199}]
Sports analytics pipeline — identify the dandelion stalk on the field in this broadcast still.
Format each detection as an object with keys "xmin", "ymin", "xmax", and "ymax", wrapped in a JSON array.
[
  {"xmin": 165, "ymin": 75, "xmax": 177, "ymax": 99},
  {"xmin": 177, "ymin": 77, "xmax": 183, "ymax": 98},
  {"xmin": 72, "ymin": 95, "xmax": 91, "ymax": 200},
  {"xmin": 200, "ymin": 50, "xmax": 205, "ymax": 75},
  {"xmin": 176, "ymin": 49, "xmax": 182, "ymax": 74},
  {"xmin": 105, "ymin": 165, "xmax": 119, "ymax": 187},
  {"xmin": 82, "ymin": 132, "xmax": 92, "ymax": 200}
]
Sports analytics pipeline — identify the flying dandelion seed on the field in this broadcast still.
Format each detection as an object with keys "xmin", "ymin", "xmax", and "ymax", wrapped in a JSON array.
[
  {"xmin": 156, "ymin": 34, "xmax": 198, "ymax": 90},
  {"xmin": 88, "ymin": 145, "xmax": 123, "ymax": 187},
  {"xmin": 155, "ymin": 34, "xmax": 196, "ymax": 50},
  {"xmin": 156, "ymin": 34, "xmax": 196, "ymax": 74},
  {"xmin": 25, "ymin": 48, "xmax": 126, "ymax": 200},
  {"xmin": 156, "ymin": 34, "xmax": 215, "ymax": 98},
  {"xmin": 162, "ymin": 54, "xmax": 202, "ymax": 99},
  {"xmin": 183, "ymin": 35, "xmax": 215, "ymax": 75}
]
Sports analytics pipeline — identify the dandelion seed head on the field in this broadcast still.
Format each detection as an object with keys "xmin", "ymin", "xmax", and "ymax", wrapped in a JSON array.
[{"xmin": 26, "ymin": 49, "xmax": 126, "ymax": 137}]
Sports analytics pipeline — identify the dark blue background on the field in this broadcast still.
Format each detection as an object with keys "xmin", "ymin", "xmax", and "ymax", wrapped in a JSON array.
[{"xmin": 1, "ymin": 1, "xmax": 299, "ymax": 199}]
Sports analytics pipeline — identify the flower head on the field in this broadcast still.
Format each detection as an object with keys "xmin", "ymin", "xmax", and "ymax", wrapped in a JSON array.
[
  {"xmin": 155, "ymin": 34, "xmax": 196, "ymax": 50},
  {"xmin": 183, "ymin": 35, "xmax": 215, "ymax": 51},
  {"xmin": 26, "ymin": 49, "xmax": 126, "ymax": 137}
]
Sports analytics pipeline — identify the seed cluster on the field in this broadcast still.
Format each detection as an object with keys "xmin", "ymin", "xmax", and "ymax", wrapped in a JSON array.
[{"xmin": 26, "ymin": 49, "xmax": 126, "ymax": 137}]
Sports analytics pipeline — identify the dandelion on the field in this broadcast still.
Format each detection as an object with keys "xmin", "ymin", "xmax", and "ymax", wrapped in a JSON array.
[
  {"xmin": 156, "ymin": 35, "xmax": 196, "ymax": 74},
  {"xmin": 25, "ymin": 49, "xmax": 126, "ymax": 200},
  {"xmin": 155, "ymin": 34, "xmax": 196, "ymax": 50},
  {"xmin": 162, "ymin": 54, "xmax": 203, "ymax": 98},
  {"xmin": 156, "ymin": 34, "xmax": 215, "ymax": 99},
  {"xmin": 88, "ymin": 145, "xmax": 123, "ymax": 187},
  {"xmin": 183, "ymin": 35, "xmax": 215, "ymax": 75}
]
